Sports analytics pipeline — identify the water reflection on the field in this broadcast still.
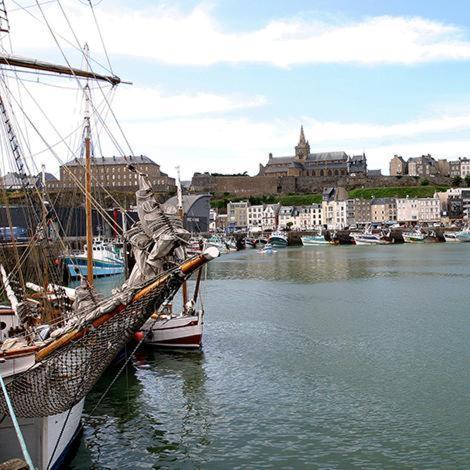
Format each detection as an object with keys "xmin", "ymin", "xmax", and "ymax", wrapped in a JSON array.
[{"xmin": 208, "ymin": 244, "xmax": 470, "ymax": 283}]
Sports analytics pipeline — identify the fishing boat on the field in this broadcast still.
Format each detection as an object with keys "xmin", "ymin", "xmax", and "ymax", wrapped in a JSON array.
[
  {"xmin": 268, "ymin": 231, "xmax": 288, "ymax": 248},
  {"xmin": 352, "ymin": 227, "xmax": 392, "ymax": 245},
  {"xmin": 455, "ymin": 227, "xmax": 470, "ymax": 242},
  {"xmin": 64, "ymin": 236, "xmax": 124, "ymax": 279},
  {"xmin": 402, "ymin": 229, "xmax": 426, "ymax": 243},
  {"xmin": 258, "ymin": 243, "xmax": 277, "ymax": 254},
  {"xmin": 205, "ymin": 235, "xmax": 229, "ymax": 254},
  {"xmin": 301, "ymin": 234, "xmax": 329, "ymax": 245}
]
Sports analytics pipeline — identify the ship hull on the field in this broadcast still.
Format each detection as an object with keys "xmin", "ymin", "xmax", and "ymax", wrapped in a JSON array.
[
  {"xmin": 0, "ymin": 399, "xmax": 84, "ymax": 470},
  {"xmin": 64, "ymin": 256, "xmax": 124, "ymax": 278}
]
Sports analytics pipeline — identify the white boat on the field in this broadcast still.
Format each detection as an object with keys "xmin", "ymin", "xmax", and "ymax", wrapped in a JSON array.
[
  {"xmin": 141, "ymin": 303, "xmax": 203, "ymax": 349},
  {"xmin": 0, "ymin": 304, "xmax": 84, "ymax": 470},
  {"xmin": 205, "ymin": 235, "xmax": 229, "ymax": 254},
  {"xmin": 352, "ymin": 230, "xmax": 392, "ymax": 245},
  {"xmin": 258, "ymin": 243, "xmax": 277, "ymax": 254},
  {"xmin": 402, "ymin": 230, "xmax": 426, "ymax": 243},
  {"xmin": 64, "ymin": 237, "xmax": 125, "ymax": 279},
  {"xmin": 268, "ymin": 231, "xmax": 288, "ymax": 248},
  {"xmin": 444, "ymin": 232, "xmax": 461, "ymax": 243},
  {"xmin": 301, "ymin": 234, "xmax": 329, "ymax": 246}
]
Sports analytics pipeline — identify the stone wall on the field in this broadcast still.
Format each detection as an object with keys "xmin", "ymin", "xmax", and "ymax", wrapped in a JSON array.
[{"xmin": 190, "ymin": 173, "xmax": 451, "ymax": 197}]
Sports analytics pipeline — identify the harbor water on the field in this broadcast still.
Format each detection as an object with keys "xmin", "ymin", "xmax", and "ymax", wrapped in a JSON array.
[{"xmin": 70, "ymin": 244, "xmax": 470, "ymax": 468}]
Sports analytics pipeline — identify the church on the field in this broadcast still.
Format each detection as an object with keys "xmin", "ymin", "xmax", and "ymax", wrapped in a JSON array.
[{"xmin": 258, "ymin": 126, "xmax": 367, "ymax": 178}]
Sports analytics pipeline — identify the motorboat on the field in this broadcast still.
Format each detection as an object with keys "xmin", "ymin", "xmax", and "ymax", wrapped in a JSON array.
[
  {"xmin": 301, "ymin": 234, "xmax": 330, "ymax": 246},
  {"xmin": 455, "ymin": 227, "xmax": 470, "ymax": 242}
]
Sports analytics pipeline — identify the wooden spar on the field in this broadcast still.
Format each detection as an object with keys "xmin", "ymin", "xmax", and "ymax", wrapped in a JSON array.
[
  {"xmin": 84, "ymin": 44, "xmax": 93, "ymax": 284},
  {"xmin": 35, "ymin": 248, "xmax": 218, "ymax": 362},
  {"xmin": 0, "ymin": 54, "xmax": 122, "ymax": 85},
  {"xmin": 192, "ymin": 268, "xmax": 203, "ymax": 303}
]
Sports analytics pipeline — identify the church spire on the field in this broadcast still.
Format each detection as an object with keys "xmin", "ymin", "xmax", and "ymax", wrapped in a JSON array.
[
  {"xmin": 299, "ymin": 125, "xmax": 306, "ymax": 145},
  {"xmin": 295, "ymin": 124, "xmax": 310, "ymax": 161}
]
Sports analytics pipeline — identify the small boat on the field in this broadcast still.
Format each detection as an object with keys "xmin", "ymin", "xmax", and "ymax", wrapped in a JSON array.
[
  {"xmin": 205, "ymin": 235, "xmax": 229, "ymax": 254},
  {"xmin": 258, "ymin": 243, "xmax": 276, "ymax": 254},
  {"xmin": 301, "ymin": 234, "xmax": 329, "ymax": 246},
  {"xmin": 186, "ymin": 237, "xmax": 205, "ymax": 256},
  {"xmin": 244, "ymin": 237, "xmax": 257, "ymax": 248},
  {"xmin": 64, "ymin": 236, "xmax": 125, "ymax": 278},
  {"xmin": 455, "ymin": 227, "xmax": 470, "ymax": 242},
  {"xmin": 402, "ymin": 228, "xmax": 425, "ymax": 243},
  {"xmin": 444, "ymin": 232, "xmax": 461, "ymax": 243},
  {"xmin": 141, "ymin": 302, "xmax": 203, "ymax": 349},
  {"xmin": 268, "ymin": 231, "xmax": 288, "ymax": 248}
]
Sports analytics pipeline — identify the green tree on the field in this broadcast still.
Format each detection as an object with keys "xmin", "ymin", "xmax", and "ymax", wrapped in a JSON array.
[
  {"xmin": 465, "ymin": 175, "xmax": 470, "ymax": 187},
  {"xmin": 286, "ymin": 221, "xmax": 294, "ymax": 231},
  {"xmin": 420, "ymin": 178, "xmax": 429, "ymax": 186},
  {"xmin": 452, "ymin": 175, "xmax": 463, "ymax": 187}
]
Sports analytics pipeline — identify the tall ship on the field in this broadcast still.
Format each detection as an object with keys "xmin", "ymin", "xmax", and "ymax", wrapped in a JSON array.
[{"xmin": 0, "ymin": 3, "xmax": 218, "ymax": 468}]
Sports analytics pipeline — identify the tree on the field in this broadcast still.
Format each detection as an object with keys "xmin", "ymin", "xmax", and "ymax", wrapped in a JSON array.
[
  {"xmin": 452, "ymin": 175, "xmax": 462, "ymax": 187},
  {"xmin": 286, "ymin": 222, "xmax": 294, "ymax": 231},
  {"xmin": 465, "ymin": 175, "xmax": 470, "ymax": 187},
  {"xmin": 420, "ymin": 178, "xmax": 429, "ymax": 186}
]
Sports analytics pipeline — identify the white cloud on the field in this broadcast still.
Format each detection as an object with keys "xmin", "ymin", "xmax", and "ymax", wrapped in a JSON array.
[{"xmin": 8, "ymin": 1, "xmax": 470, "ymax": 67}]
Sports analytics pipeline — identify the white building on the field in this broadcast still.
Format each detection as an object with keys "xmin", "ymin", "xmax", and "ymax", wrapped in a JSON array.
[
  {"xmin": 461, "ymin": 158, "xmax": 470, "ymax": 178},
  {"xmin": 296, "ymin": 204, "xmax": 322, "ymax": 229},
  {"xmin": 322, "ymin": 199, "xmax": 354, "ymax": 229},
  {"xmin": 246, "ymin": 204, "xmax": 264, "ymax": 228},
  {"xmin": 396, "ymin": 197, "xmax": 441, "ymax": 223},
  {"xmin": 278, "ymin": 206, "xmax": 297, "ymax": 229},
  {"xmin": 262, "ymin": 204, "xmax": 280, "ymax": 230}
]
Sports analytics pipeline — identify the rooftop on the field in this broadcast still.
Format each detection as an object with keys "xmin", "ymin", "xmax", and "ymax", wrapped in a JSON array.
[{"xmin": 64, "ymin": 155, "xmax": 157, "ymax": 166}]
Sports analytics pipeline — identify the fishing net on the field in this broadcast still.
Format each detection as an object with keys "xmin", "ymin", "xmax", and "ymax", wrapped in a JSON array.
[{"xmin": 0, "ymin": 269, "xmax": 183, "ymax": 418}]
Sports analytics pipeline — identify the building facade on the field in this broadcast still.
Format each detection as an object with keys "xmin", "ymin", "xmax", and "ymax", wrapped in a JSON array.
[
  {"xmin": 227, "ymin": 201, "xmax": 249, "ymax": 228},
  {"xmin": 370, "ymin": 198, "xmax": 397, "ymax": 223},
  {"xmin": 389, "ymin": 155, "xmax": 407, "ymax": 176},
  {"xmin": 396, "ymin": 197, "xmax": 440, "ymax": 223},
  {"xmin": 247, "ymin": 204, "xmax": 265, "ymax": 228},
  {"xmin": 48, "ymin": 155, "xmax": 175, "ymax": 193},
  {"xmin": 352, "ymin": 198, "xmax": 371, "ymax": 226},
  {"xmin": 460, "ymin": 158, "xmax": 470, "ymax": 178},
  {"xmin": 407, "ymin": 155, "xmax": 438, "ymax": 177}
]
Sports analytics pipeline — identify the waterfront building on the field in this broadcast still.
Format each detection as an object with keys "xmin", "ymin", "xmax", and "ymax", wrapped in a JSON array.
[
  {"xmin": 262, "ymin": 204, "xmax": 280, "ymax": 230},
  {"xmin": 209, "ymin": 208, "xmax": 218, "ymax": 232},
  {"xmin": 351, "ymin": 198, "xmax": 371, "ymax": 226},
  {"xmin": 370, "ymin": 198, "xmax": 397, "ymax": 223},
  {"xmin": 396, "ymin": 197, "xmax": 440, "ymax": 223},
  {"xmin": 227, "ymin": 200, "xmax": 249, "ymax": 228},
  {"xmin": 258, "ymin": 126, "xmax": 359, "ymax": 178},
  {"xmin": 407, "ymin": 155, "xmax": 438, "ymax": 177},
  {"xmin": 0, "ymin": 171, "xmax": 57, "ymax": 189},
  {"xmin": 296, "ymin": 204, "xmax": 323, "ymax": 229},
  {"xmin": 247, "ymin": 204, "xmax": 264, "ymax": 228},
  {"xmin": 437, "ymin": 188, "xmax": 470, "ymax": 220},
  {"xmin": 321, "ymin": 187, "xmax": 354, "ymax": 229},
  {"xmin": 389, "ymin": 155, "xmax": 408, "ymax": 176},
  {"xmin": 48, "ymin": 155, "xmax": 175, "ymax": 193},
  {"xmin": 278, "ymin": 206, "xmax": 297, "ymax": 229}
]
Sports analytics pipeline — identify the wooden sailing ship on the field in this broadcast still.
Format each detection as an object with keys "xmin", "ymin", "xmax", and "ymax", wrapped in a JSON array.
[{"xmin": 0, "ymin": 3, "xmax": 218, "ymax": 468}]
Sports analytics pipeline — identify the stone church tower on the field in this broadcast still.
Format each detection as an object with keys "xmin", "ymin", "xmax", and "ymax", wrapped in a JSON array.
[{"xmin": 295, "ymin": 125, "xmax": 310, "ymax": 161}]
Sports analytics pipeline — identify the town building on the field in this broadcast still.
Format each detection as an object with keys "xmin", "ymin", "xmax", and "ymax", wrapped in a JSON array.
[
  {"xmin": 227, "ymin": 200, "xmax": 249, "ymax": 228},
  {"xmin": 278, "ymin": 206, "xmax": 297, "ymax": 229},
  {"xmin": 437, "ymin": 188, "xmax": 470, "ymax": 220},
  {"xmin": 247, "ymin": 204, "xmax": 265, "ymax": 228},
  {"xmin": 262, "ymin": 204, "xmax": 280, "ymax": 230},
  {"xmin": 0, "ymin": 171, "xmax": 57, "ymax": 190},
  {"xmin": 396, "ymin": 197, "xmax": 441, "ymax": 223},
  {"xmin": 258, "ymin": 126, "xmax": 363, "ymax": 178},
  {"xmin": 407, "ymin": 155, "xmax": 438, "ymax": 177},
  {"xmin": 460, "ymin": 158, "xmax": 470, "ymax": 178},
  {"xmin": 352, "ymin": 198, "xmax": 371, "ymax": 226},
  {"xmin": 370, "ymin": 198, "xmax": 397, "ymax": 223},
  {"xmin": 389, "ymin": 155, "xmax": 408, "ymax": 176},
  {"xmin": 47, "ymin": 155, "xmax": 175, "ymax": 193},
  {"xmin": 321, "ymin": 187, "xmax": 354, "ymax": 229},
  {"xmin": 436, "ymin": 159, "xmax": 450, "ymax": 177},
  {"xmin": 449, "ymin": 160, "xmax": 461, "ymax": 177}
]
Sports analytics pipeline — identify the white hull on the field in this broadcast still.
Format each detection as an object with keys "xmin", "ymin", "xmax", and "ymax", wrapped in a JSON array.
[
  {"xmin": 444, "ymin": 233, "xmax": 461, "ymax": 243},
  {"xmin": 301, "ymin": 236, "xmax": 329, "ymax": 246},
  {"xmin": 142, "ymin": 311, "xmax": 203, "ymax": 348},
  {"xmin": 0, "ymin": 399, "xmax": 84, "ymax": 469}
]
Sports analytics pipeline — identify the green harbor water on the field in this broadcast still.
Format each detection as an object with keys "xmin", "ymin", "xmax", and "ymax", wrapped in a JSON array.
[{"xmin": 70, "ymin": 244, "xmax": 470, "ymax": 468}]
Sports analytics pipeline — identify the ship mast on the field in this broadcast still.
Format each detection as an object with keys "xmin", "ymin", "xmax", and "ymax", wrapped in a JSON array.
[
  {"xmin": 176, "ymin": 166, "xmax": 188, "ymax": 307},
  {"xmin": 83, "ymin": 44, "xmax": 93, "ymax": 284}
]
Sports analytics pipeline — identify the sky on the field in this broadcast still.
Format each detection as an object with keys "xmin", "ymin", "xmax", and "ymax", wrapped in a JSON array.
[{"xmin": 4, "ymin": 0, "xmax": 470, "ymax": 179}]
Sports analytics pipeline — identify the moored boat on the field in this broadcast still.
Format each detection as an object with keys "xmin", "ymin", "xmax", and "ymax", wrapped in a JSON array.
[
  {"xmin": 444, "ymin": 232, "xmax": 461, "ymax": 243},
  {"xmin": 455, "ymin": 227, "xmax": 470, "ymax": 242},
  {"xmin": 268, "ymin": 231, "xmax": 288, "ymax": 248},
  {"xmin": 301, "ymin": 234, "xmax": 329, "ymax": 246}
]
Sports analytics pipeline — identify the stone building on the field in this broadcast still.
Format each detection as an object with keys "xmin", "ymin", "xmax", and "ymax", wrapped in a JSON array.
[
  {"xmin": 449, "ymin": 160, "xmax": 461, "ymax": 177},
  {"xmin": 370, "ymin": 198, "xmax": 397, "ymax": 223},
  {"xmin": 48, "ymin": 155, "xmax": 175, "ymax": 193},
  {"xmin": 348, "ymin": 154, "xmax": 368, "ymax": 176},
  {"xmin": 460, "ymin": 158, "xmax": 470, "ymax": 178},
  {"xmin": 407, "ymin": 155, "xmax": 438, "ymax": 177},
  {"xmin": 258, "ymin": 126, "xmax": 355, "ymax": 178},
  {"xmin": 389, "ymin": 155, "xmax": 407, "ymax": 176}
]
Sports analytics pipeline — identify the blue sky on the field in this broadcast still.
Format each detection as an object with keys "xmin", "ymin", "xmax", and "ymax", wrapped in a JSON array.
[{"xmin": 7, "ymin": 0, "xmax": 470, "ymax": 179}]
